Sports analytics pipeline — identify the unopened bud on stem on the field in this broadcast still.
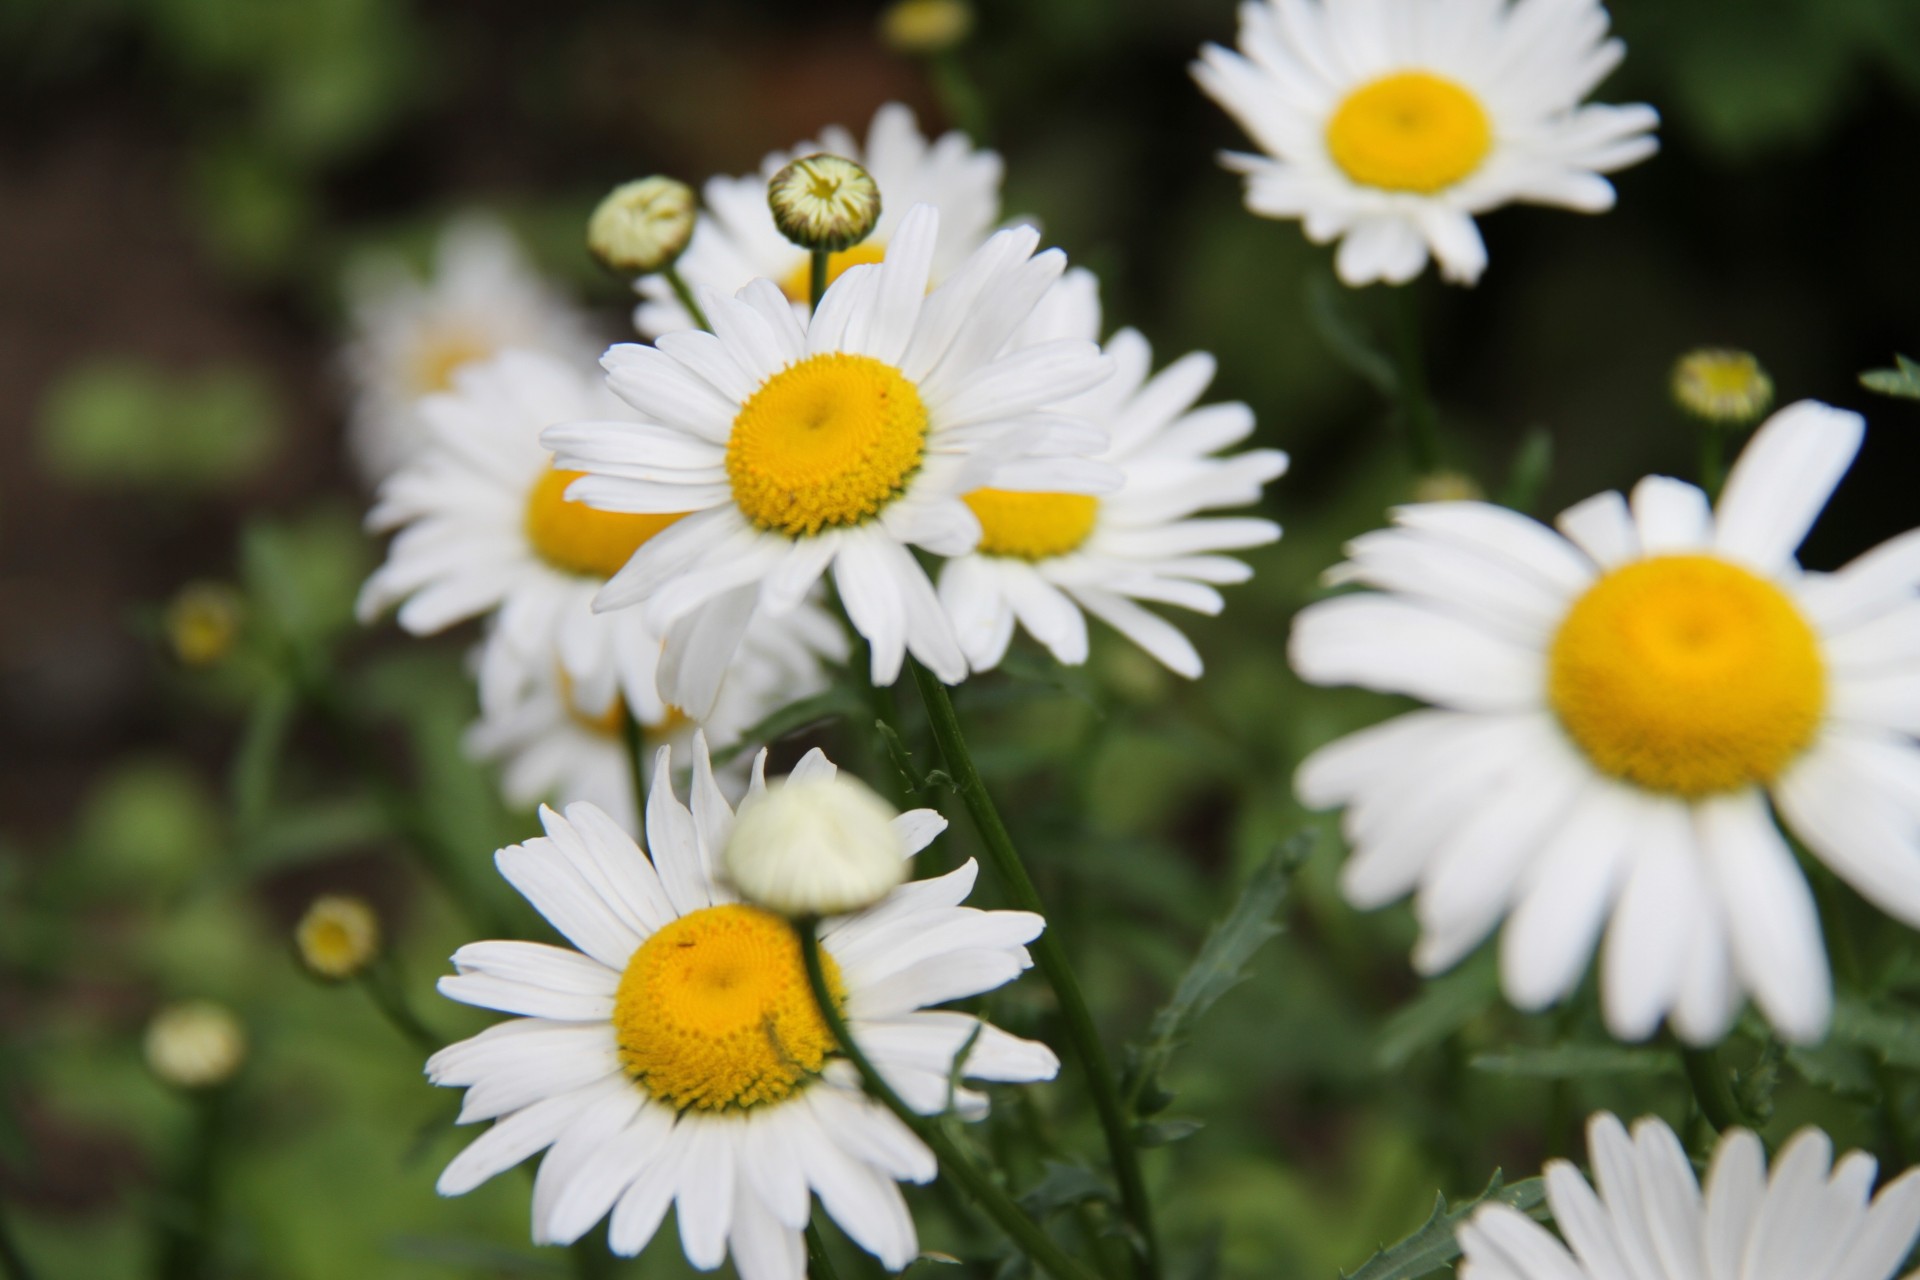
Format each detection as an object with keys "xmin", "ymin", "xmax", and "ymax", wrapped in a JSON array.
[
  {"xmin": 768, "ymin": 155, "xmax": 881, "ymax": 254},
  {"xmin": 587, "ymin": 177, "xmax": 697, "ymax": 275}
]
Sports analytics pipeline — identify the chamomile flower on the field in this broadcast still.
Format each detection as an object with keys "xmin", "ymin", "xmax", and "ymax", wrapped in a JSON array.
[
  {"xmin": 1459, "ymin": 1113, "xmax": 1920, "ymax": 1280},
  {"xmin": 543, "ymin": 203, "xmax": 1115, "ymax": 712},
  {"xmin": 1291, "ymin": 401, "xmax": 1920, "ymax": 1045},
  {"xmin": 357, "ymin": 349, "xmax": 843, "ymax": 730},
  {"xmin": 938, "ymin": 269, "xmax": 1287, "ymax": 677},
  {"xmin": 633, "ymin": 103, "xmax": 1009, "ymax": 335},
  {"xmin": 428, "ymin": 736, "xmax": 1059, "ymax": 1276},
  {"xmin": 343, "ymin": 215, "xmax": 601, "ymax": 484},
  {"xmin": 1193, "ymin": 0, "xmax": 1659, "ymax": 286}
]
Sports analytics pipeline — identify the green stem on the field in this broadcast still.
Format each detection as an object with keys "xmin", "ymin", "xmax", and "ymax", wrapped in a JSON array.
[
  {"xmin": 908, "ymin": 662, "xmax": 1160, "ymax": 1280},
  {"xmin": 357, "ymin": 960, "xmax": 442, "ymax": 1053},
  {"xmin": 930, "ymin": 51, "xmax": 991, "ymax": 144},
  {"xmin": 796, "ymin": 926, "xmax": 1101, "ymax": 1280},
  {"xmin": 809, "ymin": 249, "xmax": 830, "ymax": 313},
  {"xmin": 805, "ymin": 1222, "xmax": 843, "ymax": 1280},
  {"xmin": 664, "ymin": 265, "xmax": 710, "ymax": 331},
  {"xmin": 1699, "ymin": 427, "xmax": 1728, "ymax": 502},
  {"xmin": 0, "ymin": 1199, "xmax": 37, "ymax": 1280},
  {"xmin": 1680, "ymin": 1046, "xmax": 1746, "ymax": 1135},
  {"xmin": 622, "ymin": 711, "xmax": 650, "ymax": 815},
  {"xmin": 156, "ymin": 1092, "xmax": 225, "ymax": 1280},
  {"xmin": 1389, "ymin": 285, "xmax": 1442, "ymax": 474}
]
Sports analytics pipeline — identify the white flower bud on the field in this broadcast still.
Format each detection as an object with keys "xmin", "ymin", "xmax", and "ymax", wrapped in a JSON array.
[
  {"xmin": 587, "ymin": 177, "xmax": 697, "ymax": 275},
  {"xmin": 145, "ymin": 1000, "xmax": 247, "ymax": 1090},
  {"xmin": 723, "ymin": 772, "xmax": 906, "ymax": 916},
  {"xmin": 767, "ymin": 155, "xmax": 882, "ymax": 253}
]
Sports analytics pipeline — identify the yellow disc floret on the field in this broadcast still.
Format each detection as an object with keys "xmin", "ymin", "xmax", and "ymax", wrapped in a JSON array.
[
  {"xmin": 524, "ymin": 466, "xmax": 684, "ymax": 579},
  {"xmin": 1326, "ymin": 71, "xmax": 1492, "ymax": 194},
  {"xmin": 727, "ymin": 353, "xmax": 928, "ymax": 537},
  {"xmin": 408, "ymin": 330, "xmax": 493, "ymax": 395},
  {"xmin": 613, "ymin": 904, "xmax": 844, "ymax": 1111},
  {"xmin": 964, "ymin": 489, "xmax": 1100, "ymax": 560},
  {"xmin": 779, "ymin": 243, "xmax": 889, "ymax": 304},
  {"xmin": 1548, "ymin": 555, "xmax": 1825, "ymax": 796}
]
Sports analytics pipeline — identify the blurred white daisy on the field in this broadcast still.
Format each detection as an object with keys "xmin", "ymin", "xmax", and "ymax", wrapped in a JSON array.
[
  {"xmin": 1292, "ymin": 401, "xmax": 1920, "ymax": 1045},
  {"xmin": 343, "ymin": 215, "xmax": 601, "ymax": 484},
  {"xmin": 1193, "ymin": 0, "xmax": 1659, "ymax": 285},
  {"xmin": 634, "ymin": 103, "xmax": 1010, "ymax": 335},
  {"xmin": 358, "ymin": 349, "xmax": 843, "ymax": 730},
  {"xmin": 1459, "ymin": 1112, "xmax": 1920, "ymax": 1280},
  {"xmin": 544, "ymin": 203, "xmax": 1115, "ymax": 712},
  {"xmin": 938, "ymin": 269, "xmax": 1287, "ymax": 677},
  {"xmin": 429, "ymin": 736, "xmax": 1058, "ymax": 1276}
]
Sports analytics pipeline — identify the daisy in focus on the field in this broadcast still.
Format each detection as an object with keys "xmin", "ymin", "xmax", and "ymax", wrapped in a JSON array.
[
  {"xmin": 1458, "ymin": 1112, "xmax": 1920, "ymax": 1280},
  {"xmin": 1292, "ymin": 401, "xmax": 1920, "ymax": 1045},
  {"xmin": 939, "ymin": 269, "xmax": 1288, "ymax": 677},
  {"xmin": 543, "ymin": 203, "xmax": 1116, "ymax": 711},
  {"xmin": 343, "ymin": 215, "xmax": 601, "ymax": 484},
  {"xmin": 357, "ymin": 349, "xmax": 842, "ymax": 744},
  {"xmin": 1192, "ymin": 0, "xmax": 1659, "ymax": 286},
  {"xmin": 428, "ymin": 736, "xmax": 1059, "ymax": 1275},
  {"xmin": 633, "ymin": 102, "xmax": 1011, "ymax": 334}
]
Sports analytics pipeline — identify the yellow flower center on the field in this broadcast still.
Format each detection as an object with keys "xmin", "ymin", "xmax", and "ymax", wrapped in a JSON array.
[
  {"xmin": 963, "ymin": 489, "xmax": 1100, "ymax": 560},
  {"xmin": 613, "ymin": 904, "xmax": 844, "ymax": 1112},
  {"xmin": 1547, "ymin": 555, "xmax": 1825, "ymax": 796},
  {"xmin": 778, "ymin": 243, "xmax": 890, "ymax": 304},
  {"xmin": 524, "ymin": 466, "xmax": 685, "ymax": 579},
  {"xmin": 407, "ymin": 330, "xmax": 493, "ymax": 394},
  {"xmin": 555, "ymin": 669, "xmax": 689, "ymax": 739},
  {"xmin": 726, "ymin": 353, "xmax": 928, "ymax": 537},
  {"xmin": 1325, "ymin": 71, "xmax": 1492, "ymax": 194}
]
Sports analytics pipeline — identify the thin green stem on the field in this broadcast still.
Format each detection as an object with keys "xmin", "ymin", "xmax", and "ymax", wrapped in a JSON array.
[
  {"xmin": 805, "ymin": 1222, "xmax": 844, "ymax": 1280},
  {"xmin": 908, "ymin": 662, "xmax": 1159, "ymax": 1280},
  {"xmin": 796, "ymin": 925, "xmax": 1101, "ymax": 1280},
  {"xmin": 156, "ymin": 1092, "xmax": 225, "ymax": 1280},
  {"xmin": 1699, "ymin": 427, "xmax": 1728, "ymax": 502},
  {"xmin": 1389, "ymin": 285, "xmax": 1442, "ymax": 474},
  {"xmin": 623, "ymin": 711, "xmax": 650, "ymax": 813},
  {"xmin": 809, "ymin": 249, "xmax": 830, "ymax": 313},
  {"xmin": 664, "ymin": 265, "xmax": 710, "ymax": 331},
  {"xmin": 930, "ymin": 51, "xmax": 991, "ymax": 144},
  {"xmin": 1680, "ymin": 1046, "xmax": 1746, "ymax": 1135},
  {"xmin": 357, "ymin": 960, "xmax": 442, "ymax": 1053},
  {"xmin": 0, "ymin": 1199, "xmax": 37, "ymax": 1280}
]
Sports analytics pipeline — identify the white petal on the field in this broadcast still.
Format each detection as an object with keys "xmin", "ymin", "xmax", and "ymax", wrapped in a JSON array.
[{"xmin": 1713, "ymin": 400, "xmax": 1865, "ymax": 573}]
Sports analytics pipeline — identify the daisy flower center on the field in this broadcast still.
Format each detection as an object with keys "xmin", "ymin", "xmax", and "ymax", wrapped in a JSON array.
[
  {"xmin": 779, "ymin": 243, "xmax": 890, "ymax": 304},
  {"xmin": 524, "ymin": 466, "xmax": 685, "ymax": 579},
  {"xmin": 613, "ymin": 903, "xmax": 845, "ymax": 1111},
  {"xmin": 1325, "ymin": 71, "xmax": 1492, "ymax": 194},
  {"xmin": 555, "ymin": 669, "xmax": 688, "ymax": 738},
  {"xmin": 727, "ymin": 353, "xmax": 929, "ymax": 537},
  {"xmin": 963, "ymin": 489, "xmax": 1100, "ymax": 560},
  {"xmin": 407, "ymin": 329, "xmax": 494, "ymax": 394},
  {"xmin": 1547, "ymin": 555, "xmax": 1825, "ymax": 796}
]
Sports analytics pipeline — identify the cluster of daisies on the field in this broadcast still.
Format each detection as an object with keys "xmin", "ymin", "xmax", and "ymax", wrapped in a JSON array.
[{"xmin": 331, "ymin": 0, "xmax": 1920, "ymax": 1277}]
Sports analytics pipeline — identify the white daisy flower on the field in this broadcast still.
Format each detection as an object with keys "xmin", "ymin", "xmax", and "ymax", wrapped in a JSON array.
[
  {"xmin": 937, "ymin": 269, "xmax": 1288, "ymax": 677},
  {"xmin": 1291, "ymin": 401, "xmax": 1920, "ymax": 1045},
  {"xmin": 357, "ymin": 349, "xmax": 844, "ymax": 729},
  {"xmin": 634, "ymin": 102, "xmax": 1010, "ymax": 335},
  {"xmin": 1459, "ymin": 1112, "xmax": 1920, "ymax": 1280},
  {"xmin": 343, "ymin": 215, "xmax": 601, "ymax": 484},
  {"xmin": 543, "ymin": 203, "xmax": 1116, "ymax": 714},
  {"xmin": 1192, "ymin": 0, "xmax": 1659, "ymax": 286},
  {"xmin": 428, "ymin": 736, "xmax": 1059, "ymax": 1276}
]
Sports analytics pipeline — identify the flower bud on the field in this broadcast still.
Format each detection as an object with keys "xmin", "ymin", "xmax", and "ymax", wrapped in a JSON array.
[
  {"xmin": 723, "ymin": 772, "xmax": 906, "ymax": 916},
  {"xmin": 1672, "ymin": 348, "xmax": 1774, "ymax": 427},
  {"xmin": 587, "ymin": 177, "xmax": 697, "ymax": 275},
  {"xmin": 879, "ymin": 0, "xmax": 974, "ymax": 55},
  {"xmin": 1410, "ymin": 469, "xmax": 1484, "ymax": 503},
  {"xmin": 145, "ymin": 1000, "xmax": 246, "ymax": 1090},
  {"xmin": 296, "ymin": 894, "xmax": 381, "ymax": 981},
  {"xmin": 767, "ymin": 155, "xmax": 882, "ymax": 254},
  {"xmin": 164, "ymin": 581, "xmax": 244, "ymax": 668}
]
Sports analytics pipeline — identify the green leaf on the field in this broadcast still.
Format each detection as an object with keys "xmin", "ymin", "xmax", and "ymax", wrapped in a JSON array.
[
  {"xmin": 1018, "ymin": 1161, "xmax": 1115, "ymax": 1218},
  {"xmin": 1123, "ymin": 835, "xmax": 1310, "ymax": 1115},
  {"xmin": 1829, "ymin": 995, "xmax": 1920, "ymax": 1066},
  {"xmin": 1860, "ymin": 354, "xmax": 1920, "ymax": 400},
  {"xmin": 1787, "ymin": 1041, "xmax": 1878, "ymax": 1099},
  {"xmin": 1342, "ymin": 1172, "xmax": 1546, "ymax": 1280},
  {"xmin": 37, "ymin": 358, "xmax": 280, "ymax": 491},
  {"xmin": 1498, "ymin": 427, "xmax": 1554, "ymax": 514},
  {"xmin": 710, "ymin": 686, "xmax": 866, "ymax": 765},
  {"xmin": 1373, "ymin": 951, "xmax": 1500, "ymax": 1071},
  {"xmin": 1306, "ymin": 273, "xmax": 1398, "ymax": 397},
  {"xmin": 1135, "ymin": 1118, "xmax": 1204, "ymax": 1147},
  {"xmin": 1470, "ymin": 1044, "xmax": 1675, "ymax": 1079}
]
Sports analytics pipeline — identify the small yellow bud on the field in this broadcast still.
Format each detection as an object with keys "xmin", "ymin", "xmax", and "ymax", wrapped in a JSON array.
[
  {"xmin": 879, "ymin": 0, "xmax": 974, "ymax": 55},
  {"xmin": 295, "ymin": 894, "xmax": 381, "ymax": 981},
  {"xmin": 767, "ymin": 155, "xmax": 882, "ymax": 254},
  {"xmin": 1671, "ymin": 348, "xmax": 1774, "ymax": 427},
  {"xmin": 144, "ymin": 1000, "xmax": 246, "ymax": 1090},
  {"xmin": 723, "ymin": 771, "xmax": 907, "ymax": 916},
  {"xmin": 164, "ymin": 581, "xmax": 244, "ymax": 668},
  {"xmin": 1411, "ymin": 470, "xmax": 1484, "ymax": 503},
  {"xmin": 587, "ymin": 177, "xmax": 697, "ymax": 275}
]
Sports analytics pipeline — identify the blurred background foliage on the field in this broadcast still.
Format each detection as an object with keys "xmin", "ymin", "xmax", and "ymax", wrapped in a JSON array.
[{"xmin": 4, "ymin": 0, "xmax": 1920, "ymax": 1276}]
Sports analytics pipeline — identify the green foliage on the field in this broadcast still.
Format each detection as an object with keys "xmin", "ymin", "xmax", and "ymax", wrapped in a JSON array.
[
  {"xmin": 1471, "ymin": 1044, "xmax": 1675, "ymax": 1080},
  {"xmin": 1860, "ymin": 354, "xmax": 1920, "ymax": 401},
  {"xmin": 37, "ymin": 359, "xmax": 280, "ymax": 492},
  {"xmin": 1342, "ymin": 1174, "xmax": 1547, "ymax": 1280}
]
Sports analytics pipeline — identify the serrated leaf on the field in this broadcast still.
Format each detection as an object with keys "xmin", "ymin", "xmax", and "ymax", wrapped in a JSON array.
[
  {"xmin": 1373, "ymin": 952, "xmax": 1500, "ymax": 1071},
  {"xmin": 1829, "ymin": 996, "xmax": 1920, "ymax": 1066},
  {"xmin": 1470, "ymin": 1044, "xmax": 1674, "ymax": 1079},
  {"xmin": 1860, "ymin": 354, "xmax": 1920, "ymax": 400},
  {"xmin": 1342, "ymin": 1172, "xmax": 1546, "ymax": 1280},
  {"xmin": 1787, "ymin": 1041, "xmax": 1878, "ymax": 1099},
  {"xmin": 1124, "ymin": 835, "xmax": 1309, "ymax": 1115}
]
